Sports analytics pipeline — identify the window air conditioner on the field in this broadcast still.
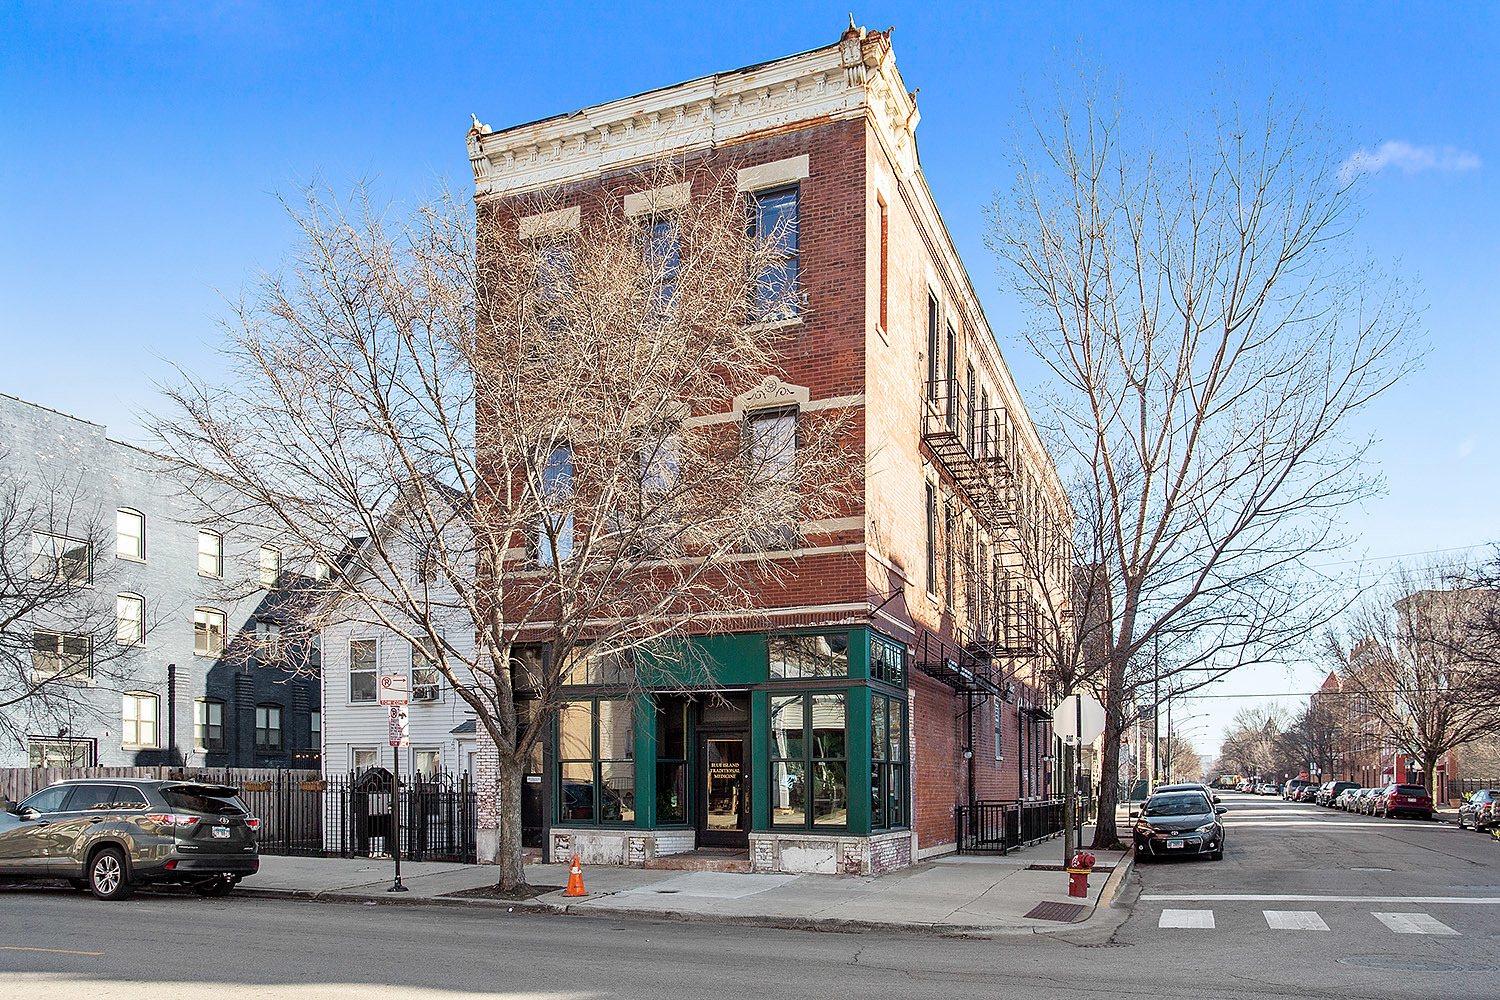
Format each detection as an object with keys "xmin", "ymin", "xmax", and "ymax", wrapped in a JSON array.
[{"xmin": 413, "ymin": 685, "xmax": 439, "ymax": 701}]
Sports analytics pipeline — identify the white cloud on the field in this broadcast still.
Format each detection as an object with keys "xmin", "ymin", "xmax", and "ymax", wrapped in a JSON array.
[{"xmin": 1338, "ymin": 140, "xmax": 1481, "ymax": 182}]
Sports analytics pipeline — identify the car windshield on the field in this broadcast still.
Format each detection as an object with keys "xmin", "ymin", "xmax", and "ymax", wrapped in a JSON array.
[
  {"xmin": 1143, "ymin": 794, "xmax": 1209, "ymax": 817},
  {"xmin": 162, "ymin": 785, "xmax": 247, "ymax": 815}
]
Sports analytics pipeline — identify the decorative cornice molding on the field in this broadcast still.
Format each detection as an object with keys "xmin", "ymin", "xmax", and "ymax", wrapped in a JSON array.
[
  {"xmin": 734, "ymin": 376, "xmax": 811, "ymax": 413},
  {"xmin": 468, "ymin": 24, "xmax": 919, "ymax": 200}
]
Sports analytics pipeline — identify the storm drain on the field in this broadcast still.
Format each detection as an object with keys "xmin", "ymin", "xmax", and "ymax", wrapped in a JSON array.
[{"xmin": 1023, "ymin": 901, "xmax": 1087, "ymax": 922}]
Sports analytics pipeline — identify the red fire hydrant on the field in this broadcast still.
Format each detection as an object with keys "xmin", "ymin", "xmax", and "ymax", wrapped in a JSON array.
[{"xmin": 1067, "ymin": 851, "xmax": 1096, "ymax": 898}]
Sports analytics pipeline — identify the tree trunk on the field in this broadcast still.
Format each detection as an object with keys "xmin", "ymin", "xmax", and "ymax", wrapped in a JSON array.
[
  {"xmin": 494, "ymin": 757, "xmax": 529, "ymax": 895},
  {"xmin": 1420, "ymin": 749, "xmax": 1442, "ymax": 806},
  {"xmin": 1091, "ymin": 650, "xmax": 1130, "ymax": 849}
]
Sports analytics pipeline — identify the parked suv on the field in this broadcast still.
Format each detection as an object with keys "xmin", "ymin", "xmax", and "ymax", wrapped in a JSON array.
[
  {"xmin": 1376, "ymin": 783, "xmax": 1434, "ymax": 820},
  {"xmin": 0, "ymin": 779, "xmax": 259, "ymax": 899},
  {"xmin": 1320, "ymin": 781, "xmax": 1358, "ymax": 807}
]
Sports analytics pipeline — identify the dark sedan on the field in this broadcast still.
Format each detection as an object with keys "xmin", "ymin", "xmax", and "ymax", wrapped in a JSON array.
[{"xmin": 1134, "ymin": 790, "xmax": 1227, "ymax": 860}]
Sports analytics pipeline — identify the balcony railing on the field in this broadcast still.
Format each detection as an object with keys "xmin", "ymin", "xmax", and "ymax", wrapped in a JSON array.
[{"xmin": 923, "ymin": 377, "xmax": 1019, "ymax": 530}]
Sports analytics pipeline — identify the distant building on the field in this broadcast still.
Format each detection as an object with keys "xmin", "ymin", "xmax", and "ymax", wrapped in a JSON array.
[{"xmin": 0, "ymin": 392, "xmax": 320, "ymax": 768}]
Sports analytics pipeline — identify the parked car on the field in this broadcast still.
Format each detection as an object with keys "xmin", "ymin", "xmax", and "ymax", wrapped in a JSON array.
[
  {"xmin": 1320, "ymin": 781, "xmax": 1359, "ymax": 807},
  {"xmin": 1335, "ymin": 787, "xmax": 1361, "ymax": 810},
  {"xmin": 1457, "ymin": 790, "xmax": 1495, "ymax": 831},
  {"xmin": 1376, "ymin": 783, "xmax": 1434, "ymax": 820},
  {"xmin": 1283, "ymin": 780, "xmax": 1311, "ymax": 801},
  {"xmin": 1133, "ymin": 790, "xmax": 1228, "ymax": 861},
  {"xmin": 1156, "ymin": 782, "xmax": 1223, "ymax": 804},
  {"xmin": 1347, "ymin": 788, "xmax": 1376, "ymax": 813},
  {"xmin": 0, "ymin": 779, "xmax": 259, "ymax": 899}
]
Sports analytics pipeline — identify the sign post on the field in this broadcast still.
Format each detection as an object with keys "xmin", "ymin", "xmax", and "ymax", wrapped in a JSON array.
[
  {"xmin": 380, "ymin": 675, "xmax": 410, "ymax": 893},
  {"xmin": 1052, "ymin": 692, "xmax": 1107, "ymax": 864}
]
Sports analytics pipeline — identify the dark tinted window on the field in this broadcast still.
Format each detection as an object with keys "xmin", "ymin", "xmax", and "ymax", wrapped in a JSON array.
[
  {"xmin": 112, "ymin": 785, "xmax": 150, "ymax": 810},
  {"xmin": 1143, "ymin": 794, "xmax": 1211, "ymax": 817},
  {"xmin": 1395, "ymin": 785, "xmax": 1426, "ymax": 796},
  {"xmin": 18, "ymin": 785, "xmax": 71, "ymax": 814},
  {"xmin": 162, "ymin": 787, "xmax": 247, "ymax": 815},
  {"xmin": 63, "ymin": 783, "xmax": 117, "ymax": 812}
]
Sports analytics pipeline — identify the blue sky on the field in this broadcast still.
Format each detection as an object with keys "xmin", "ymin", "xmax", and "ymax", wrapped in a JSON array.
[{"xmin": 3, "ymin": 2, "xmax": 1495, "ymax": 755}]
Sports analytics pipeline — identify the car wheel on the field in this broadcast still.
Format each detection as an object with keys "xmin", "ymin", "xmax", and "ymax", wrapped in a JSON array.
[
  {"xmin": 88, "ymin": 846, "xmax": 133, "ymax": 900},
  {"xmin": 193, "ymin": 877, "xmax": 235, "ymax": 898}
]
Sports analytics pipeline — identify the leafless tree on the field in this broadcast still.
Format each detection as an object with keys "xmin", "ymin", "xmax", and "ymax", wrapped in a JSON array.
[
  {"xmin": 0, "ymin": 457, "xmax": 156, "ymax": 753},
  {"xmin": 1278, "ymin": 700, "xmax": 1345, "ymax": 780},
  {"xmin": 1328, "ymin": 561, "xmax": 1500, "ymax": 801},
  {"xmin": 987, "ymin": 84, "xmax": 1418, "ymax": 846},
  {"xmin": 151, "ymin": 164, "xmax": 857, "ymax": 894},
  {"xmin": 1216, "ymin": 704, "xmax": 1293, "ymax": 779}
]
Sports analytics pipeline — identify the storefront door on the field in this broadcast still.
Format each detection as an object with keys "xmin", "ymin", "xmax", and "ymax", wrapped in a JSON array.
[{"xmin": 697, "ymin": 734, "xmax": 748, "ymax": 848}]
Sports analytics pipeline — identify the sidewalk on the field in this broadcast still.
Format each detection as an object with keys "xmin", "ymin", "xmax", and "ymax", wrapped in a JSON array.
[{"xmin": 239, "ymin": 831, "xmax": 1131, "ymax": 937}]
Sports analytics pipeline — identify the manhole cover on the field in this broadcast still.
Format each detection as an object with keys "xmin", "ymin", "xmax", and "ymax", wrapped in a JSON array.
[
  {"xmin": 1024, "ymin": 901, "xmax": 1087, "ymax": 922},
  {"xmin": 1338, "ymin": 956, "xmax": 1490, "ymax": 973}
]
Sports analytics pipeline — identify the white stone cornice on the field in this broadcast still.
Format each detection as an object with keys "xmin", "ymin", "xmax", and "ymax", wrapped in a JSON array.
[{"xmin": 470, "ymin": 26, "xmax": 921, "ymax": 200}]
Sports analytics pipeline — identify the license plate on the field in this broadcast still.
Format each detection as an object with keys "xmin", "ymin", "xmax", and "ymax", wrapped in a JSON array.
[
  {"xmin": 212, "ymin": 826, "xmax": 231, "ymax": 839},
  {"xmin": 1167, "ymin": 839, "xmax": 1185, "ymax": 849}
]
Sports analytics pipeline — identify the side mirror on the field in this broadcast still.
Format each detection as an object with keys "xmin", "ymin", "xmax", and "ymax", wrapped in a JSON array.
[
  {"xmin": 1211, "ymin": 795, "xmax": 1221, "ymax": 803},
  {"xmin": 1215, "ymin": 806, "xmax": 1227, "ymax": 815},
  {"xmin": 18, "ymin": 807, "xmax": 40, "ymax": 820}
]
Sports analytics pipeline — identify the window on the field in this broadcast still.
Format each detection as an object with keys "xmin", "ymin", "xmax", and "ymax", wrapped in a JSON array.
[
  {"xmin": 27, "ymin": 737, "xmax": 95, "ymax": 767},
  {"xmin": 195, "ymin": 698, "xmax": 226, "ymax": 751},
  {"xmin": 644, "ymin": 216, "xmax": 679, "ymax": 311},
  {"xmin": 31, "ymin": 630, "xmax": 93, "ymax": 683},
  {"xmin": 194, "ymin": 608, "xmax": 226, "ymax": 656},
  {"xmin": 312, "ymin": 557, "xmax": 332, "ymax": 581},
  {"xmin": 255, "ymin": 620, "xmax": 282, "ymax": 663},
  {"xmin": 536, "ymin": 444, "xmax": 574, "ymax": 566},
  {"xmin": 980, "ymin": 389, "xmax": 990, "ymax": 458},
  {"xmin": 353, "ymin": 747, "xmax": 379, "ymax": 772},
  {"xmin": 745, "ymin": 407, "xmax": 798, "ymax": 548},
  {"xmin": 32, "ymin": 532, "xmax": 92, "ymax": 584},
  {"xmin": 350, "ymin": 638, "xmax": 378, "ymax": 702},
  {"xmin": 944, "ymin": 322, "xmax": 957, "ymax": 429},
  {"xmin": 122, "ymin": 692, "xmax": 159, "ymax": 748},
  {"xmin": 943, "ymin": 503, "xmax": 955, "ymax": 606},
  {"xmin": 769, "ymin": 692, "xmax": 847, "ymax": 829},
  {"xmin": 994, "ymin": 698, "xmax": 1004, "ymax": 761},
  {"xmin": 655, "ymin": 698, "xmax": 689, "ymax": 825},
  {"xmin": 871, "ymin": 692, "xmax": 908, "ymax": 830},
  {"xmin": 260, "ymin": 546, "xmax": 282, "ymax": 588},
  {"xmin": 196, "ymin": 530, "xmax": 223, "ymax": 577},
  {"xmin": 116, "ymin": 509, "xmax": 145, "ymax": 560},
  {"xmin": 556, "ymin": 698, "xmax": 636, "ymax": 826},
  {"xmin": 413, "ymin": 749, "xmax": 441, "ymax": 778},
  {"xmin": 926, "ymin": 294, "xmax": 940, "ymax": 400},
  {"xmin": 18, "ymin": 784, "xmax": 72, "ymax": 814},
  {"xmin": 310, "ymin": 709, "xmax": 321, "ymax": 744},
  {"xmin": 877, "ymin": 196, "xmax": 889, "ymax": 331},
  {"xmin": 412, "ymin": 638, "xmax": 440, "ymax": 699},
  {"xmin": 870, "ymin": 633, "xmax": 907, "ymax": 687},
  {"xmin": 768, "ymin": 633, "xmax": 850, "ymax": 679},
  {"xmin": 749, "ymin": 186, "xmax": 799, "ymax": 320},
  {"xmin": 413, "ymin": 539, "xmax": 439, "ymax": 584},
  {"xmin": 255, "ymin": 704, "xmax": 283, "ymax": 752},
  {"xmin": 116, "ymin": 593, "xmax": 145, "ymax": 646},
  {"xmin": 966, "ymin": 363, "xmax": 977, "ymax": 454},
  {"xmin": 925, "ymin": 481, "xmax": 937, "ymax": 594},
  {"xmin": 640, "ymin": 427, "xmax": 681, "ymax": 494}
]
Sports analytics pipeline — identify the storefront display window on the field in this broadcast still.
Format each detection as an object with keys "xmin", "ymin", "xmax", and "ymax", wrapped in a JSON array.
[
  {"xmin": 769, "ymin": 691, "xmax": 848, "ymax": 829},
  {"xmin": 768, "ymin": 632, "xmax": 850, "ymax": 679},
  {"xmin": 556, "ymin": 698, "xmax": 636, "ymax": 825},
  {"xmin": 871, "ymin": 692, "xmax": 907, "ymax": 829}
]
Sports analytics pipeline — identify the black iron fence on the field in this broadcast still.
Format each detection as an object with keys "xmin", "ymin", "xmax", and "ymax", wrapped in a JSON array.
[
  {"xmin": 955, "ymin": 798, "xmax": 1066, "ymax": 854},
  {"xmin": 1451, "ymin": 778, "xmax": 1500, "ymax": 803},
  {"xmin": 320, "ymin": 772, "xmax": 477, "ymax": 863}
]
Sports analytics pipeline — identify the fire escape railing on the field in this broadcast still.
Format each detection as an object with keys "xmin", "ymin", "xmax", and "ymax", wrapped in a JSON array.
[{"xmin": 923, "ymin": 377, "xmax": 1020, "ymax": 531}]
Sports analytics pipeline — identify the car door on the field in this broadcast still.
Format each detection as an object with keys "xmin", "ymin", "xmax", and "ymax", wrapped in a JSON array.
[
  {"xmin": 0, "ymin": 785, "xmax": 74, "ymax": 873},
  {"xmin": 43, "ymin": 783, "xmax": 119, "ymax": 875}
]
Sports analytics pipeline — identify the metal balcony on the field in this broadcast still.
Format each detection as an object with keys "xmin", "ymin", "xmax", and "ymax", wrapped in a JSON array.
[{"xmin": 922, "ymin": 377, "xmax": 1020, "ymax": 530}]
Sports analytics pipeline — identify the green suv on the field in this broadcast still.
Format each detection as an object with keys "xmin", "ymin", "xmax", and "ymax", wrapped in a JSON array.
[{"xmin": 0, "ymin": 779, "xmax": 260, "ymax": 899}]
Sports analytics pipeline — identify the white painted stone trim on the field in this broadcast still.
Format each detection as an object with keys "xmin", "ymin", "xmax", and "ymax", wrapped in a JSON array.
[
  {"xmin": 733, "ymin": 375, "xmax": 810, "ymax": 413},
  {"xmin": 517, "ymin": 206, "xmax": 580, "ymax": 239},
  {"xmin": 736, "ymin": 154, "xmax": 811, "ymax": 193},
  {"xmin": 623, "ymin": 182, "xmax": 692, "ymax": 217}
]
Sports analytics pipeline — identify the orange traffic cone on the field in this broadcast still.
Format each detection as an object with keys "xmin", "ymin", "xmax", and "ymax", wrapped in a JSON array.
[{"xmin": 563, "ymin": 854, "xmax": 587, "ymax": 896}]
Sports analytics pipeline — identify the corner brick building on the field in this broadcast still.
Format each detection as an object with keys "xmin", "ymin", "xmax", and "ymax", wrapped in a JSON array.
[{"xmin": 467, "ymin": 24, "xmax": 1072, "ymax": 874}]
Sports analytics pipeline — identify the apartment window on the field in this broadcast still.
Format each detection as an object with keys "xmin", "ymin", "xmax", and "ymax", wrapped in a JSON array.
[
  {"xmin": 412, "ymin": 638, "xmax": 440, "ymax": 698},
  {"xmin": 979, "ymin": 389, "xmax": 990, "ymax": 458},
  {"xmin": 871, "ymin": 692, "xmax": 908, "ymax": 830},
  {"xmin": 32, "ymin": 532, "xmax": 92, "ymax": 585},
  {"xmin": 413, "ymin": 749, "xmax": 441, "ymax": 778},
  {"xmin": 944, "ymin": 322, "xmax": 957, "ymax": 429},
  {"xmin": 260, "ymin": 546, "xmax": 282, "ymax": 588},
  {"xmin": 769, "ymin": 692, "xmax": 847, "ymax": 829},
  {"xmin": 645, "ymin": 216, "xmax": 680, "ymax": 310},
  {"xmin": 310, "ymin": 710, "xmax": 321, "ymax": 745},
  {"xmin": 256, "ymin": 620, "xmax": 282, "ymax": 663},
  {"xmin": 255, "ymin": 704, "xmax": 283, "ymax": 752},
  {"xmin": 350, "ymin": 638, "xmax": 378, "ymax": 702},
  {"xmin": 198, "ymin": 530, "xmax": 223, "ymax": 577},
  {"xmin": 926, "ymin": 295, "xmax": 940, "ymax": 400},
  {"xmin": 943, "ymin": 504, "xmax": 955, "ymax": 606},
  {"xmin": 556, "ymin": 698, "xmax": 636, "ymax": 826},
  {"xmin": 994, "ymin": 698, "xmax": 1004, "ymax": 761},
  {"xmin": 116, "ymin": 593, "xmax": 145, "ymax": 646},
  {"xmin": 116, "ymin": 509, "xmax": 145, "ymax": 560},
  {"xmin": 536, "ymin": 444, "xmax": 574, "ymax": 566},
  {"xmin": 194, "ymin": 698, "xmax": 226, "ymax": 751},
  {"xmin": 870, "ymin": 633, "xmax": 908, "ymax": 688},
  {"xmin": 749, "ymin": 186, "xmax": 800, "ymax": 320},
  {"xmin": 877, "ymin": 196, "xmax": 889, "ymax": 331},
  {"xmin": 745, "ymin": 407, "xmax": 798, "ymax": 548},
  {"xmin": 32, "ymin": 630, "xmax": 93, "ymax": 683},
  {"xmin": 925, "ymin": 481, "xmax": 938, "ymax": 594},
  {"xmin": 194, "ymin": 608, "xmax": 226, "ymax": 656},
  {"xmin": 768, "ymin": 633, "xmax": 850, "ymax": 680},
  {"xmin": 312, "ymin": 557, "xmax": 332, "ymax": 581},
  {"xmin": 966, "ymin": 363, "xmax": 977, "ymax": 454},
  {"xmin": 414, "ymin": 539, "xmax": 439, "ymax": 583},
  {"xmin": 122, "ymin": 692, "xmax": 159, "ymax": 748},
  {"xmin": 640, "ymin": 427, "xmax": 681, "ymax": 494},
  {"xmin": 27, "ymin": 737, "xmax": 95, "ymax": 767},
  {"xmin": 353, "ymin": 747, "xmax": 379, "ymax": 772}
]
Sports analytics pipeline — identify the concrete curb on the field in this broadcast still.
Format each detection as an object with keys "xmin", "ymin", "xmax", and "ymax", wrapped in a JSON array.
[{"xmin": 1029, "ymin": 849, "xmax": 1134, "ymax": 936}]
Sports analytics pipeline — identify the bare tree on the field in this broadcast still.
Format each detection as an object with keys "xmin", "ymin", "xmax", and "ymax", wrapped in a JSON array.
[
  {"xmin": 988, "ymin": 84, "xmax": 1418, "ymax": 846},
  {"xmin": 151, "ymin": 164, "xmax": 857, "ymax": 894},
  {"xmin": 1328, "ymin": 561, "xmax": 1500, "ymax": 801},
  {"xmin": 0, "ymin": 457, "xmax": 156, "ymax": 754},
  {"xmin": 1278, "ymin": 700, "xmax": 1345, "ymax": 780},
  {"xmin": 1216, "ymin": 704, "xmax": 1293, "ymax": 778}
]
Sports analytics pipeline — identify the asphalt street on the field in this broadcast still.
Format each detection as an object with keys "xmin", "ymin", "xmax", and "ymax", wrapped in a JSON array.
[{"xmin": 2, "ymin": 793, "xmax": 1497, "ymax": 999}]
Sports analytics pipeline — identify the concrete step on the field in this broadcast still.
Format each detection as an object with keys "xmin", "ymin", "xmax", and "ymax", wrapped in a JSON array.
[{"xmin": 643, "ymin": 849, "xmax": 753, "ymax": 873}]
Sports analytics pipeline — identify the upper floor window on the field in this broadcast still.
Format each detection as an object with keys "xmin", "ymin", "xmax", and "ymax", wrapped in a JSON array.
[
  {"xmin": 749, "ymin": 186, "xmax": 799, "ymax": 321},
  {"xmin": 412, "ymin": 638, "xmax": 440, "ymax": 699},
  {"xmin": 644, "ymin": 216, "xmax": 680, "ymax": 311},
  {"xmin": 745, "ymin": 407, "xmax": 798, "ymax": 548},
  {"xmin": 870, "ymin": 633, "xmax": 908, "ymax": 688},
  {"xmin": 198, "ymin": 530, "xmax": 223, "ymax": 578},
  {"xmin": 32, "ymin": 532, "xmax": 92, "ymax": 585},
  {"xmin": 768, "ymin": 632, "xmax": 850, "ymax": 680},
  {"xmin": 116, "ymin": 593, "xmax": 145, "ymax": 646},
  {"xmin": 350, "ymin": 638, "xmax": 378, "ymax": 702},
  {"xmin": 194, "ymin": 698, "xmax": 226, "ymax": 751},
  {"xmin": 926, "ymin": 294, "xmax": 940, "ymax": 400},
  {"xmin": 194, "ymin": 607, "xmax": 226, "ymax": 656},
  {"xmin": 535, "ymin": 444, "xmax": 574, "ymax": 566},
  {"xmin": 311, "ymin": 556, "xmax": 332, "ymax": 581},
  {"xmin": 255, "ymin": 704, "xmax": 283, "ymax": 752},
  {"xmin": 32, "ymin": 629, "xmax": 93, "ymax": 684},
  {"xmin": 413, "ymin": 539, "xmax": 439, "ymax": 584},
  {"xmin": 256, "ymin": 619, "xmax": 282, "ymax": 663},
  {"xmin": 116, "ymin": 509, "xmax": 145, "ymax": 560},
  {"xmin": 122, "ymin": 692, "xmax": 159, "ymax": 748},
  {"xmin": 260, "ymin": 546, "xmax": 282, "ymax": 588}
]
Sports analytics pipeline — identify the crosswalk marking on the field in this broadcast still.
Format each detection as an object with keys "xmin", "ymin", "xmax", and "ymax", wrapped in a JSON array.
[
  {"xmin": 1372, "ymin": 912, "xmax": 1459, "ymax": 936},
  {"xmin": 1159, "ymin": 908, "xmax": 1215, "ymax": 928},
  {"xmin": 1263, "ymin": 910, "xmax": 1329, "ymax": 931}
]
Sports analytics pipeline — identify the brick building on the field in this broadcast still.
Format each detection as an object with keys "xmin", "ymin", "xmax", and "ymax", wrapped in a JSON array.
[{"xmin": 466, "ymin": 24, "xmax": 1072, "ymax": 873}]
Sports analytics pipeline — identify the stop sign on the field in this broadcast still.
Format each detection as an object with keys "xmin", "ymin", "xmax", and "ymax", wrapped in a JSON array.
[{"xmin": 1052, "ymin": 692, "xmax": 1106, "ymax": 746}]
